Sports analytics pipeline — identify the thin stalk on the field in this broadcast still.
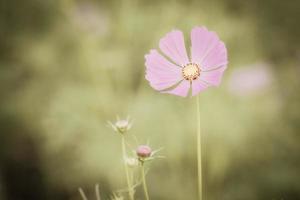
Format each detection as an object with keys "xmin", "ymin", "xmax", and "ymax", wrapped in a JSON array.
[
  {"xmin": 141, "ymin": 163, "xmax": 150, "ymax": 200},
  {"xmin": 121, "ymin": 136, "xmax": 134, "ymax": 200},
  {"xmin": 78, "ymin": 188, "xmax": 88, "ymax": 200},
  {"xmin": 95, "ymin": 184, "xmax": 101, "ymax": 200},
  {"xmin": 196, "ymin": 95, "xmax": 203, "ymax": 200}
]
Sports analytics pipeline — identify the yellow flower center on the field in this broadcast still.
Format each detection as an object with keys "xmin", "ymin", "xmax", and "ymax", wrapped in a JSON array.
[{"xmin": 182, "ymin": 63, "xmax": 200, "ymax": 81}]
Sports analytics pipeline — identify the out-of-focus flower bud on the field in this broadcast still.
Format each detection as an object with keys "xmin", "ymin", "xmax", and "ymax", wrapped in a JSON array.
[
  {"xmin": 125, "ymin": 157, "xmax": 138, "ymax": 168},
  {"xmin": 108, "ymin": 117, "xmax": 133, "ymax": 134},
  {"xmin": 136, "ymin": 145, "xmax": 152, "ymax": 159}
]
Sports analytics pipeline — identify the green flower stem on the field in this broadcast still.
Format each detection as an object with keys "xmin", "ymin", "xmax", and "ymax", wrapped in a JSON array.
[
  {"xmin": 196, "ymin": 95, "xmax": 203, "ymax": 200},
  {"xmin": 121, "ymin": 136, "xmax": 134, "ymax": 200},
  {"xmin": 141, "ymin": 162, "xmax": 150, "ymax": 200}
]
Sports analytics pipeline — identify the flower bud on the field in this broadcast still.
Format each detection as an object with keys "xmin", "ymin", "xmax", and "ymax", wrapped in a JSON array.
[
  {"xmin": 108, "ymin": 118, "xmax": 132, "ymax": 134},
  {"xmin": 136, "ymin": 145, "xmax": 152, "ymax": 158},
  {"xmin": 125, "ymin": 157, "xmax": 138, "ymax": 168},
  {"xmin": 116, "ymin": 120, "xmax": 130, "ymax": 133}
]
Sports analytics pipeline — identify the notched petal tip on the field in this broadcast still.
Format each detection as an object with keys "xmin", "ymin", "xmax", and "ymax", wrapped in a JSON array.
[
  {"xmin": 190, "ymin": 26, "xmax": 223, "ymax": 65},
  {"xmin": 144, "ymin": 49, "xmax": 157, "ymax": 59},
  {"xmin": 159, "ymin": 29, "xmax": 189, "ymax": 66}
]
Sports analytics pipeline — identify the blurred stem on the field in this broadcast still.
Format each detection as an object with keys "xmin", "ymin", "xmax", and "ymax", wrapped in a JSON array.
[
  {"xmin": 95, "ymin": 184, "xmax": 101, "ymax": 200},
  {"xmin": 196, "ymin": 95, "xmax": 203, "ymax": 200},
  {"xmin": 78, "ymin": 188, "xmax": 88, "ymax": 200},
  {"xmin": 141, "ymin": 163, "xmax": 150, "ymax": 200},
  {"xmin": 121, "ymin": 135, "xmax": 134, "ymax": 200}
]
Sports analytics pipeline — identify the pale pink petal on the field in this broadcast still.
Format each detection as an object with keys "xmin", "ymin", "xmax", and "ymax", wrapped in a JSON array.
[
  {"xmin": 190, "ymin": 27, "xmax": 220, "ymax": 65},
  {"xmin": 163, "ymin": 80, "xmax": 190, "ymax": 97},
  {"xmin": 145, "ymin": 27, "xmax": 228, "ymax": 97},
  {"xmin": 200, "ymin": 66, "xmax": 226, "ymax": 86},
  {"xmin": 145, "ymin": 49, "xmax": 182, "ymax": 91},
  {"xmin": 201, "ymin": 42, "xmax": 228, "ymax": 70},
  {"xmin": 145, "ymin": 73, "xmax": 182, "ymax": 91},
  {"xmin": 191, "ymin": 79, "xmax": 209, "ymax": 96},
  {"xmin": 159, "ymin": 30, "xmax": 189, "ymax": 66}
]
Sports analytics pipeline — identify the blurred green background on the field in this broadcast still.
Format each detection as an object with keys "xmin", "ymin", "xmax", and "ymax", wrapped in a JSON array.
[{"xmin": 0, "ymin": 0, "xmax": 300, "ymax": 199}]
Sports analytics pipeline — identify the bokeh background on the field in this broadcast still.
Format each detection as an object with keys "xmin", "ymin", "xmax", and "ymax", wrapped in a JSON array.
[{"xmin": 1, "ymin": 0, "xmax": 300, "ymax": 199}]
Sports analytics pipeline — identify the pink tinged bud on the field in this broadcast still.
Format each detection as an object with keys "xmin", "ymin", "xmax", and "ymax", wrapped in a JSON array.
[{"xmin": 136, "ymin": 145, "xmax": 152, "ymax": 158}]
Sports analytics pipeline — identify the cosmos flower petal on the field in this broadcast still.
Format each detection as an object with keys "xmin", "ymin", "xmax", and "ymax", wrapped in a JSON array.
[
  {"xmin": 145, "ymin": 49, "xmax": 182, "ymax": 91},
  {"xmin": 191, "ymin": 27, "xmax": 220, "ymax": 65},
  {"xmin": 200, "ymin": 66, "xmax": 226, "ymax": 86},
  {"xmin": 191, "ymin": 79, "xmax": 209, "ymax": 96},
  {"xmin": 163, "ymin": 80, "xmax": 190, "ymax": 97},
  {"xmin": 159, "ymin": 30, "xmax": 189, "ymax": 66},
  {"xmin": 145, "ymin": 27, "xmax": 228, "ymax": 97},
  {"xmin": 146, "ymin": 73, "xmax": 182, "ymax": 91},
  {"xmin": 201, "ymin": 41, "xmax": 228, "ymax": 70}
]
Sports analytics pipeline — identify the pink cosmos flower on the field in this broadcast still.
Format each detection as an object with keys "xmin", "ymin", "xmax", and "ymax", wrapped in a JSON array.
[{"xmin": 145, "ymin": 27, "xmax": 228, "ymax": 97}]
